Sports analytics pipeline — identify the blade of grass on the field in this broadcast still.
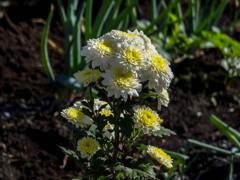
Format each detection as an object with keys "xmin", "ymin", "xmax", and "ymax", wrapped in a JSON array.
[
  {"xmin": 91, "ymin": 0, "xmax": 114, "ymax": 38},
  {"xmin": 176, "ymin": 1, "xmax": 186, "ymax": 35},
  {"xmin": 210, "ymin": 116, "xmax": 240, "ymax": 150},
  {"xmin": 121, "ymin": 13, "xmax": 129, "ymax": 32},
  {"xmin": 130, "ymin": 1, "xmax": 137, "ymax": 26},
  {"xmin": 228, "ymin": 154, "xmax": 234, "ymax": 180},
  {"xmin": 167, "ymin": 159, "xmax": 182, "ymax": 180},
  {"xmin": 211, "ymin": 0, "xmax": 228, "ymax": 27},
  {"xmin": 67, "ymin": 0, "xmax": 76, "ymax": 24},
  {"xmin": 73, "ymin": 0, "xmax": 86, "ymax": 73},
  {"xmin": 63, "ymin": 0, "xmax": 75, "ymax": 75},
  {"xmin": 84, "ymin": 0, "xmax": 93, "ymax": 41},
  {"xmin": 210, "ymin": 115, "xmax": 240, "ymax": 141},
  {"xmin": 179, "ymin": 154, "xmax": 198, "ymax": 180},
  {"xmin": 151, "ymin": 0, "xmax": 158, "ymax": 20},
  {"xmin": 144, "ymin": 0, "xmax": 178, "ymax": 35},
  {"xmin": 56, "ymin": 0, "xmax": 67, "ymax": 26},
  {"xmin": 41, "ymin": 4, "xmax": 55, "ymax": 82},
  {"xmin": 104, "ymin": 0, "xmax": 138, "ymax": 34},
  {"xmin": 190, "ymin": 0, "xmax": 199, "ymax": 32},
  {"xmin": 105, "ymin": 0, "xmax": 122, "ymax": 26},
  {"xmin": 164, "ymin": 150, "xmax": 189, "ymax": 161},
  {"xmin": 161, "ymin": 0, "xmax": 170, "ymax": 37},
  {"xmin": 205, "ymin": 0, "xmax": 217, "ymax": 30},
  {"xmin": 195, "ymin": 0, "xmax": 228, "ymax": 34},
  {"xmin": 222, "ymin": 19, "xmax": 240, "ymax": 32},
  {"xmin": 188, "ymin": 139, "xmax": 235, "ymax": 156}
]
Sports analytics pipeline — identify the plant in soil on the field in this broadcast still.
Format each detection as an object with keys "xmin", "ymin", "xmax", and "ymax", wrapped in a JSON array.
[{"xmin": 60, "ymin": 29, "xmax": 176, "ymax": 179}]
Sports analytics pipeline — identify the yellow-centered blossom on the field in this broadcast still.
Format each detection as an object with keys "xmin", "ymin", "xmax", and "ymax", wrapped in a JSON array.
[
  {"xmin": 77, "ymin": 137, "xmax": 100, "ymax": 160},
  {"xmin": 61, "ymin": 107, "xmax": 93, "ymax": 128},
  {"xmin": 141, "ymin": 53, "xmax": 173, "ymax": 93},
  {"xmin": 102, "ymin": 68, "xmax": 142, "ymax": 102},
  {"xmin": 147, "ymin": 145, "xmax": 173, "ymax": 170},
  {"xmin": 74, "ymin": 69, "xmax": 101, "ymax": 87},
  {"xmin": 133, "ymin": 106, "xmax": 163, "ymax": 135},
  {"xmin": 80, "ymin": 38, "xmax": 114, "ymax": 70}
]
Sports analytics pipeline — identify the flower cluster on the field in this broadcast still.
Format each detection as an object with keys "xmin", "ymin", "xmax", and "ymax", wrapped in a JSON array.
[
  {"xmin": 80, "ymin": 29, "xmax": 173, "ymax": 103},
  {"xmin": 60, "ymin": 30, "xmax": 175, "ymax": 178}
]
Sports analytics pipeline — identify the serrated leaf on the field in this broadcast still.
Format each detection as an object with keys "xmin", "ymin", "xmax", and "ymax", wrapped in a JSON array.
[
  {"xmin": 152, "ymin": 126, "xmax": 176, "ymax": 137},
  {"xmin": 58, "ymin": 146, "xmax": 79, "ymax": 160},
  {"xmin": 65, "ymin": 123, "xmax": 88, "ymax": 138},
  {"xmin": 114, "ymin": 164, "xmax": 155, "ymax": 179}
]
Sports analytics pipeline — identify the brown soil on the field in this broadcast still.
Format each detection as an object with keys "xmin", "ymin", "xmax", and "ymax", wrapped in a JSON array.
[{"xmin": 0, "ymin": 1, "xmax": 240, "ymax": 180}]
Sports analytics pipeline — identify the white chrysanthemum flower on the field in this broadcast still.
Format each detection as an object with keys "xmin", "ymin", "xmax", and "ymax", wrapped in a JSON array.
[
  {"xmin": 80, "ymin": 38, "xmax": 114, "ymax": 70},
  {"xmin": 77, "ymin": 137, "xmax": 100, "ymax": 160},
  {"xmin": 102, "ymin": 68, "xmax": 142, "ymax": 102},
  {"xmin": 102, "ymin": 30, "xmax": 142, "ymax": 46},
  {"xmin": 131, "ymin": 29, "xmax": 158, "ymax": 53},
  {"xmin": 157, "ymin": 89, "xmax": 170, "ymax": 110},
  {"xmin": 133, "ymin": 106, "xmax": 163, "ymax": 135},
  {"xmin": 74, "ymin": 69, "xmax": 101, "ymax": 87},
  {"xmin": 102, "ymin": 122, "xmax": 115, "ymax": 139},
  {"xmin": 113, "ymin": 44, "xmax": 149, "ymax": 74},
  {"xmin": 147, "ymin": 145, "xmax": 173, "ymax": 170},
  {"xmin": 61, "ymin": 107, "xmax": 93, "ymax": 128},
  {"xmin": 141, "ymin": 53, "xmax": 173, "ymax": 92}
]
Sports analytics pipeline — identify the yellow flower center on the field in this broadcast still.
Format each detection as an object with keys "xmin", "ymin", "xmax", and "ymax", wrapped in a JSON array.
[
  {"xmin": 83, "ymin": 70, "xmax": 94, "ymax": 76},
  {"xmin": 68, "ymin": 108, "xmax": 84, "ymax": 118},
  {"xmin": 125, "ymin": 49, "xmax": 142, "ymax": 64},
  {"xmin": 80, "ymin": 138, "xmax": 98, "ymax": 153},
  {"xmin": 114, "ymin": 70, "xmax": 134, "ymax": 87},
  {"xmin": 151, "ymin": 54, "xmax": 168, "ymax": 72},
  {"xmin": 141, "ymin": 109, "xmax": 162, "ymax": 126},
  {"xmin": 98, "ymin": 41, "xmax": 112, "ymax": 53}
]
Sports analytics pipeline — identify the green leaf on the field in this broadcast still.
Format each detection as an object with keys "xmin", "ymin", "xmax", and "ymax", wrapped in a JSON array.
[
  {"xmin": 114, "ymin": 164, "xmax": 155, "ymax": 179},
  {"xmin": 103, "ymin": 0, "xmax": 138, "ymax": 34},
  {"xmin": 152, "ymin": 126, "xmax": 176, "ymax": 137},
  {"xmin": 137, "ymin": 144, "xmax": 147, "ymax": 151},
  {"xmin": 116, "ymin": 172, "xmax": 124, "ymax": 180},
  {"xmin": 56, "ymin": 0, "xmax": 67, "ymax": 25},
  {"xmin": 85, "ymin": 0, "xmax": 93, "ymax": 41},
  {"xmin": 210, "ymin": 115, "xmax": 240, "ymax": 141},
  {"xmin": 58, "ymin": 146, "xmax": 79, "ymax": 160},
  {"xmin": 151, "ymin": 0, "xmax": 158, "ymax": 20},
  {"xmin": 210, "ymin": 115, "xmax": 240, "ymax": 150},
  {"xmin": 41, "ymin": 4, "xmax": 55, "ymax": 82},
  {"xmin": 91, "ymin": 0, "xmax": 114, "ymax": 38},
  {"xmin": 73, "ymin": 0, "xmax": 86, "ymax": 73},
  {"xmin": 144, "ymin": 0, "xmax": 178, "ymax": 35},
  {"xmin": 188, "ymin": 139, "xmax": 240, "ymax": 156},
  {"xmin": 164, "ymin": 150, "xmax": 189, "ymax": 161}
]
